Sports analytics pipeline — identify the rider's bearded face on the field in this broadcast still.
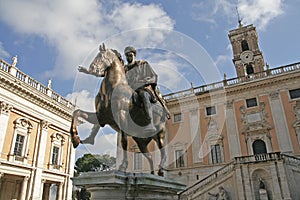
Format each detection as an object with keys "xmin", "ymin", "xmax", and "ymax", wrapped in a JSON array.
[{"xmin": 125, "ymin": 52, "xmax": 135, "ymax": 64}]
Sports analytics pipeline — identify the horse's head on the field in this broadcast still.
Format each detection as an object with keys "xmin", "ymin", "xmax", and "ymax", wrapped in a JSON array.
[{"xmin": 89, "ymin": 43, "xmax": 123, "ymax": 77}]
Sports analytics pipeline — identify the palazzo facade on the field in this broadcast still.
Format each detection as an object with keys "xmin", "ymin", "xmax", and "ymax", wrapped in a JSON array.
[
  {"xmin": 0, "ymin": 59, "xmax": 76, "ymax": 200},
  {"xmin": 122, "ymin": 23, "xmax": 300, "ymax": 200}
]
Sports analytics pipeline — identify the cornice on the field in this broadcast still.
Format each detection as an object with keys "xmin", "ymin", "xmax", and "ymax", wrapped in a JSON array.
[
  {"xmin": 166, "ymin": 70, "xmax": 300, "ymax": 109},
  {"xmin": 0, "ymin": 75, "xmax": 73, "ymax": 121},
  {"xmin": 225, "ymin": 70, "xmax": 300, "ymax": 95}
]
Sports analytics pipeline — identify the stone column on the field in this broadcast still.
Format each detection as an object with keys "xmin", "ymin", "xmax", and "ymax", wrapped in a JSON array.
[
  {"xmin": 0, "ymin": 101, "xmax": 13, "ymax": 153},
  {"xmin": 235, "ymin": 165, "xmax": 246, "ymax": 200},
  {"xmin": 225, "ymin": 100, "xmax": 242, "ymax": 159},
  {"xmin": 273, "ymin": 161, "xmax": 292, "ymax": 199},
  {"xmin": 20, "ymin": 176, "xmax": 29, "ymax": 200},
  {"xmin": 43, "ymin": 183, "xmax": 51, "ymax": 200},
  {"xmin": 0, "ymin": 173, "xmax": 4, "ymax": 193},
  {"xmin": 39, "ymin": 179, "xmax": 46, "ymax": 200},
  {"xmin": 31, "ymin": 121, "xmax": 49, "ymax": 200},
  {"xmin": 56, "ymin": 182, "xmax": 63, "ymax": 200},
  {"xmin": 66, "ymin": 137, "xmax": 76, "ymax": 200},
  {"xmin": 269, "ymin": 91, "xmax": 293, "ymax": 153},
  {"xmin": 241, "ymin": 164, "xmax": 254, "ymax": 199}
]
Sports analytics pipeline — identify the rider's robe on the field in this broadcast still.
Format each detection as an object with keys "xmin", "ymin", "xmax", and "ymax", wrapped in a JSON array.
[{"xmin": 124, "ymin": 60, "xmax": 157, "ymax": 91}]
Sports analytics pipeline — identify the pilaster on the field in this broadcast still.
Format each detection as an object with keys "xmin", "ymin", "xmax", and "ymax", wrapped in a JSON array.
[
  {"xmin": 225, "ymin": 100, "xmax": 241, "ymax": 158},
  {"xmin": 31, "ymin": 121, "xmax": 49, "ymax": 199},
  {"xmin": 190, "ymin": 108, "xmax": 202, "ymax": 163},
  {"xmin": 269, "ymin": 91, "xmax": 293, "ymax": 153},
  {"xmin": 0, "ymin": 101, "xmax": 13, "ymax": 153}
]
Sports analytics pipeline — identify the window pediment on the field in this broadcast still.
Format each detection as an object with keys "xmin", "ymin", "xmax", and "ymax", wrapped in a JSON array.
[
  {"xmin": 14, "ymin": 118, "xmax": 33, "ymax": 132},
  {"xmin": 240, "ymin": 103, "xmax": 272, "ymax": 134}
]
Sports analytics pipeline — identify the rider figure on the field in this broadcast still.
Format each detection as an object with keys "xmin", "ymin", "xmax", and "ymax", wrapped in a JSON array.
[{"xmin": 124, "ymin": 46, "xmax": 158, "ymax": 133}]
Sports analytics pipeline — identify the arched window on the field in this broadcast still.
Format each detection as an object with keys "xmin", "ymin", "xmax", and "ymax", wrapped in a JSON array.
[
  {"xmin": 246, "ymin": 64, "xmax": 254, "ymax": 75},
  {"xmin": 252, "ymin": 140, "xmax": 267, "ymax": 155},
  {"xmin": 241, "ymin": 40, "xmax": 249, "ymax": 51}
]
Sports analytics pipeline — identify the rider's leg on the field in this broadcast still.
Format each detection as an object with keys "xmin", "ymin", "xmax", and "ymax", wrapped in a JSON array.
[{"xmin": 139, "ymin": 89, "xmax": 155, "ymax": 132}]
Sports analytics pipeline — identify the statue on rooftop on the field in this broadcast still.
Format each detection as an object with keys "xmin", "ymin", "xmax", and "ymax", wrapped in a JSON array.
[{"xmin": 11, "ymin": 55, "xmax": 18, "ymax": 67}]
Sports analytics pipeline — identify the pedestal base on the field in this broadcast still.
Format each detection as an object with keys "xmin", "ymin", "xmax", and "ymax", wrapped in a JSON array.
[{"xmin": 73, "ymin": 170, "xmax": 186, "ymax": 200}]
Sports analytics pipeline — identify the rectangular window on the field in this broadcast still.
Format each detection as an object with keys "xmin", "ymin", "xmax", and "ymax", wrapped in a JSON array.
[
  {"xmin": 174, "ymin": 113, "xmax": 182, "ymax": 123},
  {"xmin": 14, "ymin": 134, "xmax": 25, "ymax": 156},
  {"xmin": 175, "ymin": 150, "xmax": 185, "ymax": 168},
  {"xmin": 211, "ymin": 144, "xmax": 222, "ymax": 164},
  {"xmin": 52, "ymin": 146, "xmax": 59, "ymax": 165},
  {"xmin": 289, "ymin": 88, "xmax": 300, "ymax": 99},
  {"xmin": 206, "ymin": 106, "xmax": 216, "ymax": 116},
  {"xmin": 134, "ymin": 152, "xmax": 142, "ymax": 170},
  {"xmin": 246, "ymin": 98, "xmax": 257, "ymax": 108}
]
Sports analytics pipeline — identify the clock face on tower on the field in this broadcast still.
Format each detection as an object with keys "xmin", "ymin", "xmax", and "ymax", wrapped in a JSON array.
[{"xmin": 240, "ymin": 50, "xmax": 254, "ymax": 63}]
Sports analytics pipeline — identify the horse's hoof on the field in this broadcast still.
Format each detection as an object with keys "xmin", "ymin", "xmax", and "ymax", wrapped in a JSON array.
[
  {"xmin": 151, "ymin": 171, "xmax": 155, "ymax": 175},
  {"xmin": 157, "ymin": 170, "xmax": 164, "ymax": 177},
  {"xmin": 71, "ymin": 135, "xmax": 81, "ymax": 148}
]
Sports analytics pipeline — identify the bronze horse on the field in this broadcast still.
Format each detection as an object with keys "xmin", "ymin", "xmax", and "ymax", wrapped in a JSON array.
[{"xmin": 70, "ymin": 44, "xmax": 167, "ymax": 176}]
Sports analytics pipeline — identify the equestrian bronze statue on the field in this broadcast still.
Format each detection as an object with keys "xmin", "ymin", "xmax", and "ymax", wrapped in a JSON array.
[{"xmin": 70, "ymin": 44, "xmax": 168, "ymax": 176}]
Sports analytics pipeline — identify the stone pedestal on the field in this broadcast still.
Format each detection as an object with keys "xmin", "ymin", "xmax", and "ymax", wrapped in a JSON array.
[{"xmin": 73, "ymin": 170, "xmax": 186, "ymax": 200}]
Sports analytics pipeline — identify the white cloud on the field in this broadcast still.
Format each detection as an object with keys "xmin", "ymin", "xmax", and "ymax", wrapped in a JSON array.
[
  {"xmin": 0, "ymin": 42, "xmax": 10, "ymax": 58},
  {"xmin": 192, "ymin": 0, "xmax": 284, "ymax": 29},
  {"xmin": 192, "ymin": 0, "xmax": 235, "ymax": 25},
  {"xmin": 238, "ymin": 0, "xmax": 284, "ymax": 30},
  {"xmin": 75, "ymin": 131, "xmax": 118, "ymax": 160},
  {"xmin": 0, "ymin": 0, "xmax": 174, "ymax": 80},
  {"xmin": 65, "ymin": 89, "xmax": 95, "ymax": 111}
]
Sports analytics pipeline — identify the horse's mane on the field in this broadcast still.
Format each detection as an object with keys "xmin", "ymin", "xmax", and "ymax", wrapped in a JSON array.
[{"xmin": 111, "ymin": 49, "xmax": 124, "ymax": 65}]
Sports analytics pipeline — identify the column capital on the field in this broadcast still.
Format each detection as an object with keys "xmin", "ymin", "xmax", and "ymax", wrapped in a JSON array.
[
  {"xmin": 225, "ymin": 100, "xmax": 234, "ymax": 109},
  {"xmin": 24, "ymin": 176, "xmax": 29, "ymax": 181},
  {"xmin": 292, "ymin": 100, "xmax": 300, "ymax": 121},
  {"xmin": 269, "ymin": 91, "xmax": 280, "ymax": 100},
  {"xmin": 41, "ymin": 120, "xmax": 49, "ymax": 130},
  {"xmin": 57, "ymin": 181, "xmax": 64, "ymax": 186},
  {"xmin": 0, "ymin": 101, "xmax": 13, "ymax": 115}
]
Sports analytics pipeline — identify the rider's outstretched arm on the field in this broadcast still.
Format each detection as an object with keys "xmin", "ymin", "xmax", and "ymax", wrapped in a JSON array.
[{"xmin": 78, "ymin": 66, "xmax": 101, "ymax": 77}]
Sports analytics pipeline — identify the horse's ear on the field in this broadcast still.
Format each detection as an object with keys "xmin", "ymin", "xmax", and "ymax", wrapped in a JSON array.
[{"xmin": 99, "ymin": 43, "xmax": 106, "ymax": 52}]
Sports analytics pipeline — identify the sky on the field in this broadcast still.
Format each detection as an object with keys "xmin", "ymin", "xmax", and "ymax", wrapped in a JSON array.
[{"xmin": 0, "ymin": 0, "xmax": 300, "ymax": 158}]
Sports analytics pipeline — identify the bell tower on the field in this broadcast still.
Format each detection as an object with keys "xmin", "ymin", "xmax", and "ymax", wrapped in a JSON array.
[{"xmin": 228, "ymin": 22, "xmax": 265, "ymax": 77}]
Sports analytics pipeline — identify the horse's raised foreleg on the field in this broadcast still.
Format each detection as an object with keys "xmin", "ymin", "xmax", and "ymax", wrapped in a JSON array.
[
  {"xmin": 118, "ymin": 131, "xmax": 128, "ymax": 171},
  {"xmin": 154, "ymin": 129, "xmax": 166, "ymax": 176},
  {"xmin": 70, "ymin": 109, "xmax": 100, "ymax": 148}
]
